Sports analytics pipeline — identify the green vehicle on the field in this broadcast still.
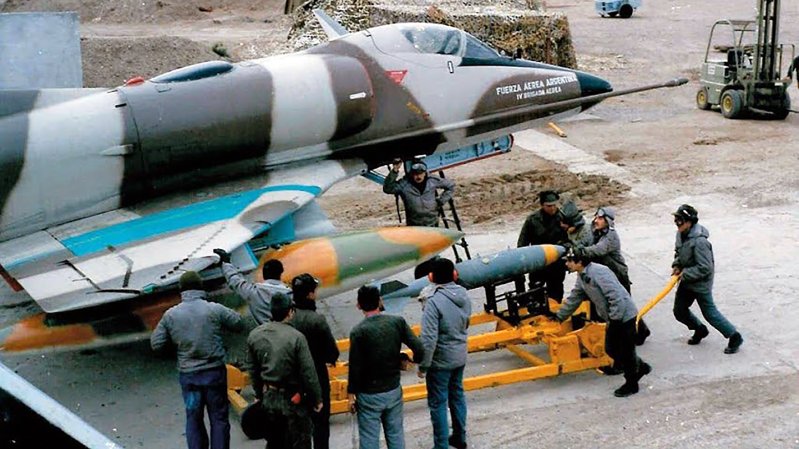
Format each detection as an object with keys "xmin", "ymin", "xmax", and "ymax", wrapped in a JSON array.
[{"xmin": 696, "ymin": 0, "xmax": 794, "ymax": 119}]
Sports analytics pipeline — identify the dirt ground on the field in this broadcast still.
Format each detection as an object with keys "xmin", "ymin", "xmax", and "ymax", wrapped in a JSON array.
[{"xmin": 2, "ymin": 0, "xmax": 799, "ymax": 448}]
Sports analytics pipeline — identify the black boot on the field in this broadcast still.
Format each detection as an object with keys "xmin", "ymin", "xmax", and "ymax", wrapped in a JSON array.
[
  {"xmin": 448, "ymin": 435, "xmax": 467, "ymax": 449},
  {"xmin": 635, "ymin": 362, "xmax": 652, "ymax": 382},
  {"xmin": 724, "ymin": 332, "xmax": 743, "ymax": 354},
  {"xmin": 613, "ymin": 382, "xmax": 639, "ymax": 398},
  {"xmin": 687, "ymin": 325, "xmax": 709, "ymax": 345}
]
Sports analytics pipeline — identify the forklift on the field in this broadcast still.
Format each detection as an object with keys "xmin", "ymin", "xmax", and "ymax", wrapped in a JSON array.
[{"xmin": 696, "ymin": 0, "xmax": 795, "ymax": 119}]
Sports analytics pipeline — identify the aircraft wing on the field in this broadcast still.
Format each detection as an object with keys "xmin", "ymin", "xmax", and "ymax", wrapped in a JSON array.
[{"xmin": 0, "ymin": 159, "xmax": 365, "ymax": 313}]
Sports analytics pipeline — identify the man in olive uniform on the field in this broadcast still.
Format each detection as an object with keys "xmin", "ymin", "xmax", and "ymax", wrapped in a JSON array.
[
  {"xmin": 290, "ymin": 274, "xmax": 340, "ymax": 449},
  {"xmin": 248, "ymin": 292, "xmax": 323, "ymax": 449},
  {"xmin": 518, "ymin": 190, "xmax": 568, "ymax": 301}
]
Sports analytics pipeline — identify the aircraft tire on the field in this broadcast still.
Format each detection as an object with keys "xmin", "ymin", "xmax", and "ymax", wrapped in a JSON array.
[
  {"xmin": 720, "ymin": 90, "xmax": 743, "ymax": 119},
  {"xmin": 619, "ymin": 5, "xmax": 633, "ymax": 18},
  {"xmin": 696, "ymin": 88, "xmax": 711, "ymax": 110}
]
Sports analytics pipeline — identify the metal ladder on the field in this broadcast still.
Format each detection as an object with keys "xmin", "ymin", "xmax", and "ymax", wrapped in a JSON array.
[{"xmin": 435, "ymin": 170, "xmax": 471, "ymax": 263}]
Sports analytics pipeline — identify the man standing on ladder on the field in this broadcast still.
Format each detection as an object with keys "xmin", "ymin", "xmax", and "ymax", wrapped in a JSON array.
[{"xmin": 384, "ymin": 159, "xmax": 457, "ymax": 277}]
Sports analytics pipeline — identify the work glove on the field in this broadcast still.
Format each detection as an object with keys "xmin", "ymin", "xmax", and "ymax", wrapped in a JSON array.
[{"xmin": 213, "ymin": 248, "xmax": 231, "ymax": 264}]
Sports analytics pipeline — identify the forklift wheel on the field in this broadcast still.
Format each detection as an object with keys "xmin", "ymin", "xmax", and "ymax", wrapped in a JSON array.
[
  {"xmin": 696, "ymin": 88, "xmax": 711, "ymax": 110},
  {"xmin": 772, "ymin": 92, "xmax": 791, "ymax": 120},
  {"xmin": 619, "ymin": 4, "xmax": 633, "ymax": 18},
  {"xmin": 720, "ymin": 90, "xmax": 743, "ymax": 119}
]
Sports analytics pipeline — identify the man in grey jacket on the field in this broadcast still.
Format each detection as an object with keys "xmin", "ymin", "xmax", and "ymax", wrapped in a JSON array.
[
  {"xmin": 150, "ymin": 271, "xmax": 244, "ymax": 449},
  {"xmin": 417, "ymin": 258, "xmax": 471, "ymax": 449},
  {"xmin": 554, "ymin": 250, "xmax": 651, "ymax": 397},
  {"xmin": 671, "ymin": 204, "xmax": 743, "ymax": 354},
  {"xmin": 214, "ymin": 248, "xmax": 291, "ymax": 325},
  {"xmin": 383, "ymin": 160, "xmax": 455, "ymax": 227},
  {"xmin": 575, "ymin": 207, "xmax": 651, "ymax": 346}
]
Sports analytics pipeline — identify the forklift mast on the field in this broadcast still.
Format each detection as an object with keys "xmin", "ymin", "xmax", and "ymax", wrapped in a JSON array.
[{"xmin": 754, "ymin": 0, "xmax": 780, "ymax": 82}]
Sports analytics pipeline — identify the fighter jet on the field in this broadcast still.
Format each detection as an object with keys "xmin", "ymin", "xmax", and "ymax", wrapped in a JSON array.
[{"xmin": 0, "ymin": 11, "xmax": 687, "ymax": 315}]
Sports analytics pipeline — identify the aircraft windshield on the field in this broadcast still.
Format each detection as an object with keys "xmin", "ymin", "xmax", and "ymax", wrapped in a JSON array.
[
  {"xmin": 399, "ymin": 25, "xmax": 462, "ymax": 56},
  {"xmin": 463, "ymin": 33, "xmax": 500, "ymax": 59}
]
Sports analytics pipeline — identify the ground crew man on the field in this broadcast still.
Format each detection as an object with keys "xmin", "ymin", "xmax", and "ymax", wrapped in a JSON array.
[
  {"xmin": 150, "ymin": 271, "xmax": 244, "ymax": 449},
  {"xmin": 348, "ymin": 285, "xmax": 425, "ymax": 449},
  {"xmin": 574, "ymin": 207, "xmax": 651, "ymax": 346},
  {"xmin": 383, "ymin": 160, "xmax": 455, "ymax": 228},
  {"xmin": 418, "ymin": 258, "xmax": 471, "ymax": 449},
  {"xmin": 518, "ymin": 190, "xmax": 568, "ymax": 301},
  {"xmin": 553, "ymin": 250, "xmax": 651, "ymax": 397},
  {"xmin": 248, "ymin": 292, "xmax": 322, "ymax": 449},
  {"xmin": 290, "ymin": 273, "xmax": 339, "ymax": 449},
  {"xmin": 670, "ymin": 204, "xmax": 743, "ymax": 354},
  {"xmin": 214, "ymin": 248, "xmax": 291, "ymax": 325}
]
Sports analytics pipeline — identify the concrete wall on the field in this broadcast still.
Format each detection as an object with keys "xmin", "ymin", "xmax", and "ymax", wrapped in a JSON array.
[{"xmin": 0, "ymin": 12, "xmax": 83, "ymax": 88}]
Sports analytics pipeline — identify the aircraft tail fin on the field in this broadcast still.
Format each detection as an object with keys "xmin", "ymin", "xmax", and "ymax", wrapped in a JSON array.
[{"xmin": 313, "ymin": 9, "xmax": 349, "ymax": 40}]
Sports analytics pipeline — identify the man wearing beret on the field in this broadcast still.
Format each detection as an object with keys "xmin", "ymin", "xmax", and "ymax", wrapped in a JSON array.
[
  {"xmin": 289, "ymin": 274, "xmax": 340, "ymax": 449},
  {"xmin": 151, "ymin": 271, "xmax": 244, "ymax": 449},
  {"xmin": 518, "ymin": 190, "xmax": 569, "ymax": 301}
]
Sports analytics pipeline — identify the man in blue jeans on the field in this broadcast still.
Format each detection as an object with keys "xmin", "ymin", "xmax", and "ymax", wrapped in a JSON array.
[
  {"xmin": 671, "ymin": 204, "xmax": 743, "ymax": 354},
  {"xmin": 417, "ymin": 258, "xmax": 471, "ymax": 449},
  {"xmin": 348, "ymin": 285, "xmax": 425, "ymax": 449},
  {"xmin": 151, "ymin": 271, "xmax": 244, "ymax": 449}
]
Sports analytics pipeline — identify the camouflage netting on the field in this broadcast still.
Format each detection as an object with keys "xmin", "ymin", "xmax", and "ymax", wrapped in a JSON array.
[{"xmin": 288, "ymin": 0, "xmax": 575, "ymax": 68}]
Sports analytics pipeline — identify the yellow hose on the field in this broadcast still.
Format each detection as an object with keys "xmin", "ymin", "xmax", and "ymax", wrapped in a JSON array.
[{"xmin": 636, "ymin": 275, "xmax": 680, "ymax": 331}]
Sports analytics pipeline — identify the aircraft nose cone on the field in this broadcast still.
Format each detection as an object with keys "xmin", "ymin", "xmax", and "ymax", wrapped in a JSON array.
[{"xmin": 576, "ymin": 71, "xmax": 613, "ymax": 97}]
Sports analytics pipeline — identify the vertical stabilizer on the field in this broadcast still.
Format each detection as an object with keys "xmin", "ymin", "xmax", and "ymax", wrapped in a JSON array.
[{"xmin": 313, "ymin": 9, "xmax": 349, "ymax": 40}]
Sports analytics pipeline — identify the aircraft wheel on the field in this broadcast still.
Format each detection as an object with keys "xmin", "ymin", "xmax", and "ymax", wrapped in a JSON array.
[
  {"xmin": 696, "ymin": 88, "xmax": 711, "ymax": 110},
  {"xmin": 608, "ymin": 12, "xmax": 618, "ymax": 17},
  {"xmin": 720, "ymin": 90, "xmax": 743, "ymax": 119},
  {"xmin": 619, "ymin": 5, "xmax": 633, "ymax": 18}
]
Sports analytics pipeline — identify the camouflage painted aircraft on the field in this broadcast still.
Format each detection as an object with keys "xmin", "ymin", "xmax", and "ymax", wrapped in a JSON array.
[{"xmin": 0, "ymin": 10, "xmax": 687, "ymax": 315}]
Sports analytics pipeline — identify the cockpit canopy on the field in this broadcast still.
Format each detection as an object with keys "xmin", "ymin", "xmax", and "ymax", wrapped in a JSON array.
[{"xmin": 369, "ymin": 23, "xmax": 500, "ymax": 60}]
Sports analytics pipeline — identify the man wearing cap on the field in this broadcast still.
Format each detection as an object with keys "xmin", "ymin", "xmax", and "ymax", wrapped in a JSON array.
[
  {"xmin": 671, "ymin": 204, "xmax": 743, "ymax": 354},
  {"xmin": 383, "ymin": 160, "xmax": 455, "ymax": 228},
  {"xmin": 247, "ymin": 292, "xmax": 322, "ymax": 449},
  {"xmin": 150, "ymin": 271, "xmax": 244, "ymax": 449},
  {"xmin": 518, "ymin": 190, "xmax": 568, "ymax": 301},
  {"xmin": 553, "ymin": 250, "xmax": 652, "ymax": 397},
  {"xmin": 417, "ymin": 258, "xmax": 471, "ymax": 449},
  {"xmin": 214, "ymin": 248, "xmax": 291, "ymax": 326},
  {"xmin": 574, "ymin": 207, "xmax": 651, "ymax": 346},
  {"xmin": 289, "ymin": 273, "xmax": 340, "ymax": 449},
  {"xmin": 348, "ymin": 285, "xmax": 425, "ymax": 449}
]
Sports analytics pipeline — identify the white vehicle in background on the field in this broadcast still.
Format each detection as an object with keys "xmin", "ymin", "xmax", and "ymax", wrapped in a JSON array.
[{"xmin": 595, "ymin": 0, "xmax": 642, "ymax": 18}]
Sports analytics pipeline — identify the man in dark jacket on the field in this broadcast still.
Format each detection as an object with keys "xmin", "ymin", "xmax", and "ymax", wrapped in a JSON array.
[
  {"xmin": 150, "ymin": 271, "xmax": 244, "ymax": 449},
  {"xmin": 248, "ymin": 292, "xmax": 322, "ymax": 449},
  {"xmin": 290, "ymin": 273, "xmax": 340, "ymax": 449},
  {"xmin": 518, "ymin": 190, "xmax": 568, "ymax": 301},
  {"xmin": 418, "ymin": 258, "xmax": 471, "ymax": 449},
  {"xmin": 348, "ymin": 285, "xmax": 425, "ymax": 449},
  {"xmin": 383, "ymin": 160, "xmax": 455, "ymax": 227},
  {"xmin": 671, "ymin": 204, "xmax": 743, "ymax": 354},
  {"xmin": 554, "ymin": 250, "xmax": 651, "ymax": 397},
  {"xmin": 576, "ymin": 207, "xmax": 651, "ymax": 346}
]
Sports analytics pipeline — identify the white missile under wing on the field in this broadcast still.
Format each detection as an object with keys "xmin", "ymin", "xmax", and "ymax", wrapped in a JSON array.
[{"xmin": 0, "ymin": 159, "xmax": 364, "ymax": 313}]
